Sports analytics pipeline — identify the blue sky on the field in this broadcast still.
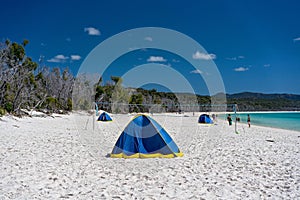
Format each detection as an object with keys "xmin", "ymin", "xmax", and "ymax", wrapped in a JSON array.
[{"xmin": 1, "ymin": 0, "xmax": 300, "ymax": 95}]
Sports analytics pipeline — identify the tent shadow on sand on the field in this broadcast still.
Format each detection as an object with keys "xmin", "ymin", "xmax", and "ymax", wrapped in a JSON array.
[{"xmin": 109, "ymin": 114, "xmax": 183, "ymax": 158}]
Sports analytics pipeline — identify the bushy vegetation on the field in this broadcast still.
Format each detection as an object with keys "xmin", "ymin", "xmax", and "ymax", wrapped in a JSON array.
[
  {"xmin": 94, "ymin": 76, "xmax": 213, "ymax": 113},
  {"xmin": 0, "ymin": 40, "xmax": 74, "ymax": 115}
]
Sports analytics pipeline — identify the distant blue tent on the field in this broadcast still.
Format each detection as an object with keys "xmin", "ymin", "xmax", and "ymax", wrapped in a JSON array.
[
  {"xmin": 198, "ymin": 114, "xmax": 213, "ymax": 124},
  {"xmin": 110, "ymin": 114, "xmax": 183, "ymax": 158},
  {"xmin": 97, "ymin": 112, "xmax": 112, "ymax": 122}
]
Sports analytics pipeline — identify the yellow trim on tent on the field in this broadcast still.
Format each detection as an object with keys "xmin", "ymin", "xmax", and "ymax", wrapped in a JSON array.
[
  {"xmin": 198, "ymin": 123, "xmax": 214, "ymax": 126},
  {"xmin": 132, "ymin": 113, "xmax": 150, "ymax": 120},
  {"xmin": 110, "ymin": 152, "xmax": 183, "ymax": 159}
]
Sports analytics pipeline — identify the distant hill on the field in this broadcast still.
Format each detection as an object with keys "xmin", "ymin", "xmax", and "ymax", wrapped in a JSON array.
[
  {"xmin": 227, "ymin": 92, "xmax": 300, "ymax": 101},
  {"xmin": 226, "ymin": 92, "xmax": 300, "ymax": 111}
]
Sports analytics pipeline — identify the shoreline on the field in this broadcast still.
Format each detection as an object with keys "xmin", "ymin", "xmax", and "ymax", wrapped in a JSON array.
[
  {"xmin": 235, "ymin": 122, "xmax": 300, "ymax": 133},
  {"xmin": 225, "ymin": 110, "xmax": 300, "ymax": 114},
  {"xmin": 2, "ymin": 110, "xmax": 300, "ymax": 132},
  {"xmin": 214, "ymin": 111, "xmax": 300, "ymax": 132}
]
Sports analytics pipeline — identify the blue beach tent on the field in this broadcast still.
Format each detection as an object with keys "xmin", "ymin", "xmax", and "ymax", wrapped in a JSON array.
[
  {"xmin": 110, "ymin": 114, "xmax": 183, "ymax": 158},
  {"xmin": 97, "ymin": 112, "xmax": 112, "ymax": 122},
  {"xmin": 198, "ymin": 114, "xmax": 213, "ymax": 124}
]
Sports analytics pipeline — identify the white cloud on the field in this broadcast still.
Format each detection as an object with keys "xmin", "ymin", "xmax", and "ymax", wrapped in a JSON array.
[
  {"xmin": 147, "ymin": 56, "xmax": 166, "ymax": 62},
  {"xmin": 226, "ymin": 56, "xmax": 244, "ymax": 61},
  {"xmin": 144, "ymin": 36, "xmax": 153, "ymax": 42},
  {"xmin": 55, "ymin": 55, "xmax": 68, "ymax": 60},
  {"xmin": 293, "ymin": 37, "xmax": 300, "ymax": 42},
  {"xmin": 234, "ymin": 67, "xmax": 249, "ymax": 72},
  {"xmin": 192, "ymin": 51, "xmax": 216, "ymax": 60},
  {"xmin": 47, "ymin": 58, "xmax": 61, "ymax": 63},
  {"xmin": 47, "ymin": 54, "xmax": 69, "ymax": 63},
  {"xmin": 264, "ymin": 64, "xmax": 271, "ymax": 67},
  {"xmin": 84, "ymin": 27, "xmax": 101, "ymax": 36},
  {"xmin": 190, "ymin": 69, "xmax": 203, "ymax": 74},
  {"xmin": 71, "ymin": 55, "xmax": 81, "ymax": 61}
]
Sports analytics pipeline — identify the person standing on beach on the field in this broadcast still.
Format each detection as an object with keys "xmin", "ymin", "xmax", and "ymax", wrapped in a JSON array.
[
  {"xmin": 227, "ymin": 114, "xmax": 232, "ymax": 126},
  {"xmin": 247, "ymin": 114, "xmax": 251, "ymax": 128},
  {"xmin": 212, "ymin": 113, "xmax": 216, "ymax": 121}
]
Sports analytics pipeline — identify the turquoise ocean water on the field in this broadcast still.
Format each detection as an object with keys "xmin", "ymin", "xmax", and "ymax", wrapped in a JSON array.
[{"xmin": 226, "ymin": 112, "xmax": 300, "ymax": 132}]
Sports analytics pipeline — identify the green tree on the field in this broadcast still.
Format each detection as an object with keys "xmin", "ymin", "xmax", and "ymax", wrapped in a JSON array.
[
  {"xmin": 129, "ymin": 93, "xmax": 145, "ymax": 112},
  {"xmin": 0, "ymin": 40, "xmax": 75, "ymax": 115},
  {"xmin": 110, "ymin": 77, "xmax": 129, "ymax": 113},
  {"xmin": 1, "ymin": 40, "xmax": 38, "ymax": 114}
]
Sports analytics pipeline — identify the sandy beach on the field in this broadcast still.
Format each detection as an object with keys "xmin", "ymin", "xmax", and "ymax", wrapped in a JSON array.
[{"xmin": 0, "ymin": 112, "xmax": 299, "ymax": 199}]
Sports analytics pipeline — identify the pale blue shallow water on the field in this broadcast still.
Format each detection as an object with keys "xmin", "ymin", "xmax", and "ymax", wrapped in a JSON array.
[{"xmin": 225, "ymin": 112, "xmax": 300, "ymax": 132}]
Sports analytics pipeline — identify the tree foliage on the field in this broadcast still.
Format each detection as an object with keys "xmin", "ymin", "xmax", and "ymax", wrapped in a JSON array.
[{"xmin": 0, "ymin": 40, "xmax": 74, "ymax": 115}]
